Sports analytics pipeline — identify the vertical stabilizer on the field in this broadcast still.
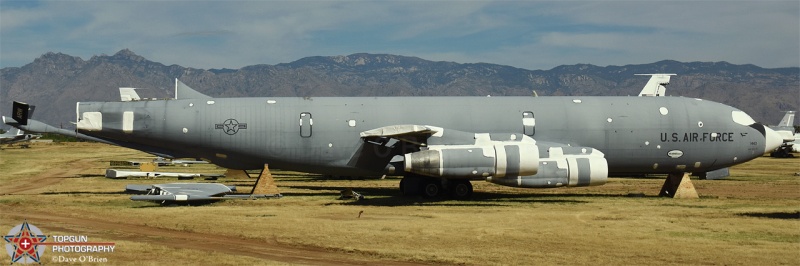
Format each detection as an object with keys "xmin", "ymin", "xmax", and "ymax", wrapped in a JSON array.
[
  {"xmin": 119, "ymin": 87, "xmax": 142, "ymax": 102},
  {"xmin": 778, "ymin": 111, "xmax": 796, "ymax": 127},
  {"xmin": 11, "ymin": 101, "xmax": 30, "ymax": 126},
  {"xmin": 175, "ymin": 79, "xmax": 212, "ymax": 99}
]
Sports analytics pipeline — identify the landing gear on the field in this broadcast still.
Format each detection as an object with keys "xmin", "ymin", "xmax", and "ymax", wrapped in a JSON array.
[
  {"xmin": 421, "ymin": 179, "xmax": 442, "ymax": 198},
  {"xmin": 770, "ymin": 145, "xmax": 795, "ymax": 158},
  {"xmin": 398, "ymin": 175, "xmax": 473, "ymax": 200},
  {"xmin": 399, "ymin": 175, "xmax": 423, "ymax": 196},
  {"xmin": 449, "ymin": 179, "xmax": 473, "ymax": 200}
]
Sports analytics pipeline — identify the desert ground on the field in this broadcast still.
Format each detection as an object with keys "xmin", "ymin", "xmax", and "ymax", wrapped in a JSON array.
[{"xmin": 0, "ymin": 142, "xmax": 798, "ymax": 265}]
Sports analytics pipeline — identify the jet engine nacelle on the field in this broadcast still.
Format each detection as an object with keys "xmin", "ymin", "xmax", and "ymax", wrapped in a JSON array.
[
  {"xmin": 404, "ymin": 143, "xmax": 539, "ymax": 178},
  {"xmin": 487, "ymin": 156, "xmax": 608, "ymax": 188}
]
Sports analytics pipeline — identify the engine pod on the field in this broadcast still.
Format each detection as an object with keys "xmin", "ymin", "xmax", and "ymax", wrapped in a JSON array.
[
  {"xmin": 404, "ymin": 143, "xmax": 539, "ymax": 178},
  {"xmin": 487, "ymin": 156, "xmax": 608, "ymax": 188}
]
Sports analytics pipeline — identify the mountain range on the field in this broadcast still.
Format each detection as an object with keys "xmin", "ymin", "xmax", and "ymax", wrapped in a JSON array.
[{"xmin": 1, "ymin": 49, "xmax": 797, "ymax": 128}]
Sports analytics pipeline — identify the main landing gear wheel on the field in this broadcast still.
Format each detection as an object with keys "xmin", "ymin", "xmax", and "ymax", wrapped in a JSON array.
[
  {"xmin": 421, "ymin": 179, "xmax": 442, "ymax": 198},
  {"xmin": 399, "ymin": 176, "xmax": 473, "ymax": 200},
  {"xmin": 399, "ymin": 175, "xmax": 423, "ymax": 196},
  {"xmin": 449, "ymin": 179, "xmax": 473, "ymax": 200}
]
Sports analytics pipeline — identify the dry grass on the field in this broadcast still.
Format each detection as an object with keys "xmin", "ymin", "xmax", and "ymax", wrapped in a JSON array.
[{"xmin": 1, "ymin": 142, "xmax": 798, "ymax": 265}]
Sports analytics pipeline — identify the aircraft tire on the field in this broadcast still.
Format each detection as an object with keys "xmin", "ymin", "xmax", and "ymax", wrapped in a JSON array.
[
  {"xmin": 449, "ymin": 179, "xmax": 473, "ymax": 200},
  {"xmin": 399, "ymin": 178, "xmax": 407, "ymax": 195},
  {"xmin": 421, "ymin": 179, "xmax": 442, "ymax": 198},
  {"xmin": 400, "ymin": 175, "xmax": 423, "ymax": 196}
]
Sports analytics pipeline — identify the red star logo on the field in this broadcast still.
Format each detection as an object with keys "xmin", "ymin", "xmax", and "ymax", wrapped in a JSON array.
[{"xmin": 4, "ymin": 221, "xmax": 47, "ymax": 263}]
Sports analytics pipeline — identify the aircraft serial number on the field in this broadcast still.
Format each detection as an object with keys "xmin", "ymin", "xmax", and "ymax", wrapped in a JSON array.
[{"xmin": 660, "ymin": 132, "xmax": 734, "ymax": 142}]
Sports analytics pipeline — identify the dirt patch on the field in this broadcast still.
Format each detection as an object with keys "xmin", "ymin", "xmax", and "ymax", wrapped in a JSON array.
[
  {"xmin": 2, "ymin": 207, "xmax": 423, "ymax": 265},
  {"xmin": 0, "ymin": 158, "xmax": 93, "ymax": 195}
]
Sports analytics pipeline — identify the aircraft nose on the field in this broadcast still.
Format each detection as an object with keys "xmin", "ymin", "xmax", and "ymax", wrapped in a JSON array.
[{"xmin": 763, "ymin": 126, "xmax": 783, "ymax": 153}]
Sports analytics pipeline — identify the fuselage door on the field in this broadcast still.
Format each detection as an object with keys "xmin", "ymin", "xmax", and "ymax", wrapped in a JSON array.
[
  {"xmin": 523, "ymin": 111, "xmax": 535, "ymax": 136},
  {"xmin": 300, "ymin": 112, "xmax": 312, "ymax": 138}
]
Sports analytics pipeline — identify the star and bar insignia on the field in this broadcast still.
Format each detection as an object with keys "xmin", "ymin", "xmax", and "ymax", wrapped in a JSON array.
[{"xmin": 215, "ymin": 119, "xmax": 248, "ymax": 135}]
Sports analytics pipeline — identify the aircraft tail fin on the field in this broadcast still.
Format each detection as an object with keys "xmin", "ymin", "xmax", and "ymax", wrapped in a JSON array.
[
  {"xmin": 636, "ymin": 74, "xmax": 676, "ymax": 97},
  {"xmin": 119, "ymin": 87, "xmax": 142, "ymax": 102},
  {"xmin": 10, "ymin": 101, "xmax": 33, "ymax": 126},
  {"xmin": 175, "ymin": 79, "xmax": 212, "ymax": 99},
  {"xmin": 778, "ymin": 111, "xmax": 795, "ymax": 127}
]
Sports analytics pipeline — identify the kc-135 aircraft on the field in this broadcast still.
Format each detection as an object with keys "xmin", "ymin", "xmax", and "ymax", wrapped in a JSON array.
[{"xmin": 3, "ymin": 75, "xmax": 783, "ymax": 199}]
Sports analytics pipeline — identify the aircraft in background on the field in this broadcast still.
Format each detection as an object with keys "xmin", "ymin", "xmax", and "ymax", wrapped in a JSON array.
[
  {"xmin": 0, "ymin": 128, "xmax": 24, "ymax": 142},
  {"xmin": 0, "ymin": 128, "xmax": 42, "ymax": 145},
  {"xmin": 637, "ymin": 74, "xmax": 675, "ymax": 96},
  {"xmin": 4, "ymin": 75, "xmax": 783, "ymax": 199},
  {"xmin": 768, "ymin": 111, "xmax": 797, "ymax": 157},
  {"xmin": 0, "ymin": 105, "xmax": 41, "ymax": 145}
]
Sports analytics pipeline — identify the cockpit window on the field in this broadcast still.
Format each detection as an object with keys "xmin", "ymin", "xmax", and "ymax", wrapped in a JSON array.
[{"xmin": 732, "ymin": 111, "xmax": 756, "ymax": 126}]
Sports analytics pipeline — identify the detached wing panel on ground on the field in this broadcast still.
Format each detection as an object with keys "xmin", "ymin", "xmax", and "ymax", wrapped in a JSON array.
[{"xmin": 128, "ymin": 183, "xmax": 241, "ymax": 202}]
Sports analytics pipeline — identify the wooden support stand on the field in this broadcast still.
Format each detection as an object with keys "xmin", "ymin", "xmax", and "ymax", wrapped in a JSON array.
[
  {"xmin": 224, "ymin": 168, "xmax": 250, "ymax": 179},
  {"xmin": 252, "ymin": 164, "xmax": 281, "ymax": 196},
  {"xmin": 659, "ymin": 173, "xmax": 699, "ymax": 199}
]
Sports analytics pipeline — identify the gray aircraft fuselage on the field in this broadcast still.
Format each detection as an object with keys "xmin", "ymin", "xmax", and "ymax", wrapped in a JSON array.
[{"xmin": 73, "ymin": 96, "xmax": 775, "ymax": 178}]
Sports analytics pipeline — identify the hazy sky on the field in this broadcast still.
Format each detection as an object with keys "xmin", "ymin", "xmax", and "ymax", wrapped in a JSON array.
[{"xmin": 1, "ymin": 0, "xmax": 798, "ymax": 70}]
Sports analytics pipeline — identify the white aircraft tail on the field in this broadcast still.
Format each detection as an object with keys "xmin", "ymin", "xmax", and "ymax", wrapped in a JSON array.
[
  {"xmin": 778, "ymin": 111, "xmax": 795, "ymax": 127},
  {"xmin": 636, "ymin": 74, "xmax": 676, "ymax": 97},
  {"xmin": 119, "ymin": 87, "xmax": 142, "ymax": 102}
]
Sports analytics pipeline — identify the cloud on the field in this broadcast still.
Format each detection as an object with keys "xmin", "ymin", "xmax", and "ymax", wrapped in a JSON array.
[{"xmin": 0, "ymin": 1, "xmax": 797, "ymax": 70}]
